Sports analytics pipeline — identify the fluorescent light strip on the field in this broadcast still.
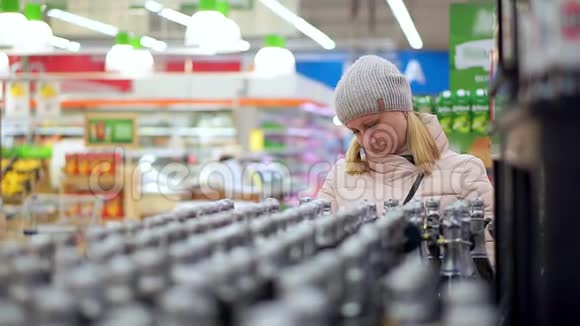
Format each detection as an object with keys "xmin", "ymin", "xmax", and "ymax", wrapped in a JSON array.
[
  {"xmin": 144, "ymin": 0, "xmax": 163, "ymax": 13},
  {"xmin": 145, "ymin": 1, "xmax": 191, "ymax": 26},
  {"xmin": 385, "ymin": 0, "xmax": 423, "ymax": 49},
  {"xmin": 258, "ymin": 0, "xmax": 335, "ymax": 50},
  {"xmin": 47, "ymin": 9, "xmax": 119, "ymax": 36},
  {"xmin": 144, "ymin": 0, "xmax": 249, "ymax": 52},
  {"xmin": 47, "ymin": 9, "xmax": 167, "ymax": 52},
  {"xmin": 141, "ymin": 36, "xmax": 168, "ymax": 51},
  {"xmin": 51, "ymin": 36, "xmax": 81, "ymax": 52},
  {"xmin": 159, "ymin": 8, "xmax": 191, "ymax": 26}
]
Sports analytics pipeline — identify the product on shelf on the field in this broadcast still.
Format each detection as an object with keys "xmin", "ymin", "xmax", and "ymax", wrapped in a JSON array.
[
  {"xmin": 1, "ymin": 158, "xmax": 44, "ymax": 200},
  {"xmin": 471, "ymin": 89, "xmax": 490, "ymax": 134},
  {"xmin": 436, "ymin": 91, "xmax": 454, "ymax": 134},
  {"xmin": 452, "ymin": 89, "xmax": 472, "ymax": 134},
  {"xmin": 103, "ymin": 193, "xmax": 124, "ymax": 220},
  {"xmin": 413, "ymin": 96, "xmax": 434, "ymax": 113},
  {"xmin": 65, "ymin": 152, "xmax": 121, "ymax": 177}
]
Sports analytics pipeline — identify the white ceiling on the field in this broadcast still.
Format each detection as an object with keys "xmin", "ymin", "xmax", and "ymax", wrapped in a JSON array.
[
  {"xmin": 300, "ymin": 0, "xmax": 469, "ymax": 50},
  {"xmin": 46, "ymin": 0, "xmax": 465, "ymax": 50}
]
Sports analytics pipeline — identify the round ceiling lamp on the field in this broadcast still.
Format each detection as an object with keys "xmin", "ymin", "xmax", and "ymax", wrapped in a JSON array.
[
  {"xmin": 123, "ymin": 36, "xmax": 154, "ymax": 77},
  {"xmin": 184, "ymin": 0, "xmax": 226, "ymax": 50},
  {"xmin": 0, "ymin": 0, "xmax": 28, "ymax": 48},
  {"xmin": 14, "ymin": 3, "xmax": 54, "ymax": 53},
  {"xmin": 105, "ymin": 32, "xmax": 133, "ymax": 73},
  {"xmin": 215, "ymin": 0, "xmax": 249, "ymax": 52},
  {"xmin": 254, "ymin": 35, "xmax": 296, "ymax": 77}
]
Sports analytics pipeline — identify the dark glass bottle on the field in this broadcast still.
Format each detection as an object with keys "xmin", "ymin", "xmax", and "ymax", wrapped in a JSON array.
[
  {"xmin": 424, "ymin": 199, "xmax": 442, "ymax": 266},
  {"xmin": 132, "ymin": 249, "xmax": 169, "ymax": 306},
  {"xmin": 454, "ymin": 201, "xmax": 477, "ymax": 278},
  {"xmin": 442, "ymin": 280, "xmax": 496, "ymax": 326},
  {"xmin": 284, "ymin": 287, "xmax": 331, "ymax": 326},
  {"xmin": 65, "ymin": 264, "xmax": 106, "ymax": 324},
  {"xmin": 338, "ymin": 237, "xmax": 374, "ymax": 326},
  {"xmin": 98, "ymin": 304, "xmax": 154, "ymax": 326},
  {"xmin": 469, "ymin": 198, "xmax": 494, "ymax": 281},
  {"xmin": 32, "ymin": 287, "xmax": 78, "ymax": 326},
  {"xmin": 382, "ymin": 254, "xmax": 439, "ymax": 325},
  {"xmin": 383, "ymin": 199, "xmax": 400, "ymax": 217},
  {"xmin": 0, "ymin": 299, "xmax": 26, "ymax": 326},
  {"xmin": 52, "ymin": 247, "xmax": 82, "ymax": 287},
  {"xmin": 103, "ymin": 256, "xmax": 138, "ymax": 308},
  {"xmin": 439, "ymin": 207, "xmax": 471, "ymax": 289},
  {"xmin": 157, "ymin": 286, "xmax": 218, "ymax": 326},
  {"xmin": 9, "ymin": 256, "xmax": 51, "ymax": 308}
]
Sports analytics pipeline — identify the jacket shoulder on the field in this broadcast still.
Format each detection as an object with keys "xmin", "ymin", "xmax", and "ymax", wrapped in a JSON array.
[
  {"xmin": 334, "ymin": 158, "xmax": 347, "ymax": 171},
  {"xmin": 437, "ymin": 150, "xmax": 485, "ymax": 171}
]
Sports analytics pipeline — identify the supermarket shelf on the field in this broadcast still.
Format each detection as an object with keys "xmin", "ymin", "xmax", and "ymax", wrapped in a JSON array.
[
  {"xmin": 2, "ymin": 126, "xmax": 237, "ymax": 137},
  {"xmin": 0, "ymin": 97, "xmax": 327, "ymax": 109},
  {"xmin": 61, "ymin": 174, "xmax": 121, "ymax": 189},
  {"xmin": 263, "ymin": 127, "xmax": 334, "ymax": 138}
]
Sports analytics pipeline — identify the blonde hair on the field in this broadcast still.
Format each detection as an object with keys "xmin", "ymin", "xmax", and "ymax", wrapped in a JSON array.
[{"xmin": 345, "ymin": 112, "xmax": 440, "ymax": 175}]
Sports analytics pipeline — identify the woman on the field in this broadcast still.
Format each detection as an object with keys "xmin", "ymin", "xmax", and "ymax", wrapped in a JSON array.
[{"xmin": 319, "ymin": 56, "xmax": 494, "ymax": 256}]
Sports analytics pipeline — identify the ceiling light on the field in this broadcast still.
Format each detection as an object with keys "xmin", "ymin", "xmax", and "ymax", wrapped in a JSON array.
[
  {"xmin": 185, "ymin": 0, "xmax": 227, "ymax": 49},
  {"xmin": 140, "ymin": 35, "xmax": 167, "ymax": 51},
  {"xmin": 254, "ymin": 35, "xmax": 295, "ymax": 77},
  {"xmin": 144, "ymin": 0, "xmax": 163, "ymax": 13},
  {"xmin": 214, "ymin": 0, "xmax": 249, "ymax": 52},
  {"xmin": 106, "ymin": 32, "xmax": 133, "ymax": 73},
  {"xmin": 145, "ymin": 1, "xmax": 191, "ymax": 26},
  {"xmin": 0, "ymin": 0, "xmax": 28, "ymax": 48},
  {"xmin": 50, "ymin": 36, "xmax": 81, "ymax": 52},
  {"xmin": 14, "ymin": 3, "xmax": 54, "ymax": 53},
  {"xmin": 159, "ymin": 8, "xmax": 191, "ymax": 26},
  {"xmin": 48, "ymin": 9, "xmax": 165, "ymax": 51},
  {"xmin": 258, "ymin": 0, "xmax": 335, "ymax": 50},
  {"xmin": 47, "ymin": 9, "xmax": 119, "ymax": 36},
  {"xmin": 385, "ymin": 0, "xmax": 423, "ymax": 49},
  {"xmin": 123, "ymin": 36, "xmax": 154, "ymax": 77}
]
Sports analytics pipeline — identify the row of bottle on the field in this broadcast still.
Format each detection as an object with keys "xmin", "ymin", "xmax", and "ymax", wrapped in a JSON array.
[
  {"xmin": 413, "ymin": 89, "xmax": 490, "ymax": 134},
  {"xmin": 0, "ymin": 197, "xmax": 494, "ymax": 326},
  {"xmin": 242, "ymin": 198, "xmax": 496, "ymax": 326},
  {"xmin": 387, "ymin": 198, "xmax": 495, "ymax": 282}
]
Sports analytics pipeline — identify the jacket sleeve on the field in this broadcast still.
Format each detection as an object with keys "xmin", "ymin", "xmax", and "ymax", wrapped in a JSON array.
[
  {"xmin": 461, "ymin": 156, "xmax": 495, "ymax": 264},
  {"xmin": 318, "ymin": 162, "xmax": 339, "ymax": 213}
]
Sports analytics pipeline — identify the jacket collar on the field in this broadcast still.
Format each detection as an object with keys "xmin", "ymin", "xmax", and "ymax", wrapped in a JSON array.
[{"xmin": 367, "ymin": 114, "xmax": 449, "ymax": 174}]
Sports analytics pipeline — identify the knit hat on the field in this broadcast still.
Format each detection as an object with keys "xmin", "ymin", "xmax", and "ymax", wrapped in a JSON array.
[{"xmin": 334, "ymin": 55, "xmax": 412, "ymax": 124}]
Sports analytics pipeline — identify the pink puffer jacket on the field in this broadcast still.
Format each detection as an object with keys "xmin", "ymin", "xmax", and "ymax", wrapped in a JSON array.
[{"xmin": 319, "ymin": 114, "xmax": 495, "ymax": 260}]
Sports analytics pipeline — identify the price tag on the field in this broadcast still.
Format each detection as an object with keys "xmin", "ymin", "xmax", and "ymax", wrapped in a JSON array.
[
  {"xmin": 4, "ymin": 82, "xmax": 30, "ymax": 119},
  {"xmin": 36, "ymin": 81, "xmax": 61, "ymax": 118}
]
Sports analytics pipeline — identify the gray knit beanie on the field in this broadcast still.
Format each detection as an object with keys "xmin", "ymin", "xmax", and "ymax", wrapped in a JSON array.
[{"xmin": 334, "ymin": 55, "xmax": 412, "ymax": 124}]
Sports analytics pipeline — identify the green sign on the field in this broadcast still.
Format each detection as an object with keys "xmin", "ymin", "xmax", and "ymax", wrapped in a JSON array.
[
  {"xmin": 2, "ymin": 145, "xmax": 52, "ymax": 159},
  {"xmin": 449, "ymin": 2, "xmax": 496, "ymax": 92},
  {"xmin": 85, "ymin": 114, "xmax": 138, "ymax": 147}
]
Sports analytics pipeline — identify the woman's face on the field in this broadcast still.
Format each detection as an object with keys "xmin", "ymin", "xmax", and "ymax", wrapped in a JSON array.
[{"xmin": 346, "ymin": 111, "xmax": 407, "ymax": 162}]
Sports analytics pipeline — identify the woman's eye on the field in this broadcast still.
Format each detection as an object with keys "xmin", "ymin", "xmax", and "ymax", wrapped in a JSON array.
[
  {"xmin": 351, "ymin": 130, "xmax": 359, "ymax": 135},
  {"xmin": 364, "ymin": 121, "xmax": 378, "ymax": 129}
]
